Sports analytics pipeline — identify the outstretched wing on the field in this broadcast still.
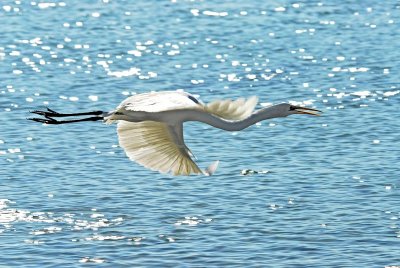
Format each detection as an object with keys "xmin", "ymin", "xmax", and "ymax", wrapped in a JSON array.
[
  {"xmin": 117, "ymin": 91, "xmax": 202, "ymax": 112},
  {"xmin": 205, "ymin": 96, "xmax": 258, "ymax": 120},
  {"xmin": 117, "ymin": 120, "xmax": 203, "ymax": 176}
]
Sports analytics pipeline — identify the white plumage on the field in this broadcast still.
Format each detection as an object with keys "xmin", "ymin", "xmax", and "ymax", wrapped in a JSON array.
[
  {"xmin": 205, "ymin": 96, "xmax": 258, "ymax": 120},
  {"xmin": 107, "ymin": 91, "xmax": 258, "ymax": 176},
  {"xmin": 30, "ymin": 90, "xmax": 321, "ymax": 176},
  {"xmin": 115, "ymin": 91, "xmax": 203, "ymax": 113}
]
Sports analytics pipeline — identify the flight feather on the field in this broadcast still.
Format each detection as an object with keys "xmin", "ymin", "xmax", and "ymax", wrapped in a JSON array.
[
  {"xmin": 117, "ymin": 120, "xmax": 203, "ymax": 175},
  {"xmin": 205, "ymin": 96, "xmax": 258, "ymax": 120}
]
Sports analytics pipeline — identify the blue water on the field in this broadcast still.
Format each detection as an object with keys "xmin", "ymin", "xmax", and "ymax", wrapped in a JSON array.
[{"xmin": 1, "ymin": 0, "xmax": 400, "ymax": 267}]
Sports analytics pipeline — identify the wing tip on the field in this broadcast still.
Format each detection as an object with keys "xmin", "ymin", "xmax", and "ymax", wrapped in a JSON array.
[{"xmin": 203, "ymin": 160, "xmax": 219, "ymax": 176}]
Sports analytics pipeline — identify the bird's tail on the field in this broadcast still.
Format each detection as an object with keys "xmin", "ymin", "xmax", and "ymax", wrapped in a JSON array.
[{"xmin": 103, "ymin": 112, "xmax": 118, "ymax": 125}]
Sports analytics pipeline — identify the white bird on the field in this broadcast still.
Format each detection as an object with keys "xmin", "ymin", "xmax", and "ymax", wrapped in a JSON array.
[{"xmin": 30, "ymin": 91, "xmax": 321, "ymax": 176}]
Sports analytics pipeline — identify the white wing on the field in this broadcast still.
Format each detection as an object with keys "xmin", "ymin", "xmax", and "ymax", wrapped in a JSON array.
[
  {"xmin": 117, "ymin": 120, "xmax": 203, "ymax": 176},
  {"xmin": 117, "ymin": 91, "xmax": 202, "ymax": 113},
  {"xmin": 105, "ymin": 91, "xmax": 203, "ymax": 125},
  {"xmin": 205, "ymin": 96, "xmax": 258, "ymax": 120},
  {"xmin": 108, "ymin": 91, "xmax": 251, "ymax": 175}
]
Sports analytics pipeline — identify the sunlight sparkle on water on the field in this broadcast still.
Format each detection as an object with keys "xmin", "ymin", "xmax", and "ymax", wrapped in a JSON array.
[
  {"xmin": 274, "ymin": 7, "xmax": 286, "ymax": 12},
  {"xmin": 1, "ymin": 1, "xmax": 400, "ymax": 266},
  {"xmin": 88, "ymin": 95, "xmax": 98, "ymax": 101},
  {"xmin": 79, "ymin": 257, "xmax": 105, "ymax": 264},
  {"xmin": 202, "ymin": 10, "xmax": 229, "ymax": 17}
]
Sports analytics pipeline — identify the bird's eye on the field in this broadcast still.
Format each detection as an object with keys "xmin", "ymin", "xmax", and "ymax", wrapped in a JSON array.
[{"xmin": 289, "ymin": 105, "xmax": 296, "ymax": 111}]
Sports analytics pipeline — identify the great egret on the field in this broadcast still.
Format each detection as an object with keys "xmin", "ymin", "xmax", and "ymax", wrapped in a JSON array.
[{"xmin": 30, "ymin": 91, "xmax": 321, "ymax": 176}]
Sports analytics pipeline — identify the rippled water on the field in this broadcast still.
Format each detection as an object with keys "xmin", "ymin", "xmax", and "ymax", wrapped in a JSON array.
[{"xmin": 1, "ymin": 0, "xmax": 400, "ymax": 267}]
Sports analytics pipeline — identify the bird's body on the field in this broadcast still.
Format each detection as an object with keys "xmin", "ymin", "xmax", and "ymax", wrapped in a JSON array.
[
  {"xmin": 105, "ymin": 91, "xmax": 259, "ymax": 125},
  {"xmin": 104, "ymin": 91, "xmax": 259, "ymax": 175},
  {"xmin": 30, "ymin": 90, "xmax": 320, "ymax": 176},
  {"xmin": 104, "ymin": 91, "xmax": 204, "ymax": 125},
  {"xmin": 112, "ymin": 91, "xmax": 203, "ymax": 113}
]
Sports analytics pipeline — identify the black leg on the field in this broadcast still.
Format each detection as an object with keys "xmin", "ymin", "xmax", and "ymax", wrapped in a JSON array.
[
  {"xmin": 29, "ymin": 116, "xmax": 104, "ymax": 124},
  {"xmin": 30, "ymin": 108, "xmax": 103, "ymax": 118},
  {"xmin": 29, "ymin": 107, "xmax": 104, "ymax": 124}
]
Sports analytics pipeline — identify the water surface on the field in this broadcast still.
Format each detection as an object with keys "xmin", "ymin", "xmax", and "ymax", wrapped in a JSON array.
[{"xmin": 1, "ymin": 0, "xmax": 399, "ymax": 267}]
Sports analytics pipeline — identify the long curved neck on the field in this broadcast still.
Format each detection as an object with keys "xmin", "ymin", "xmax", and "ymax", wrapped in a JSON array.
[{"xmin": 182, "ymin": 105, "xmax": 288, "ymax": 131}]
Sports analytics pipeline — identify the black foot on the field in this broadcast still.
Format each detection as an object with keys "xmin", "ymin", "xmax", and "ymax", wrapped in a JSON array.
[
  {"xmin": 28, "ymin": 117, "xmax": 62, "ymax": 125},
  {"xmin": 28, "ymin": 108, "xmax": 104, "ymax": 124},
  {"xmin": 30, "ymin": 107, "xmax": 60, "ymax": 118}
]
